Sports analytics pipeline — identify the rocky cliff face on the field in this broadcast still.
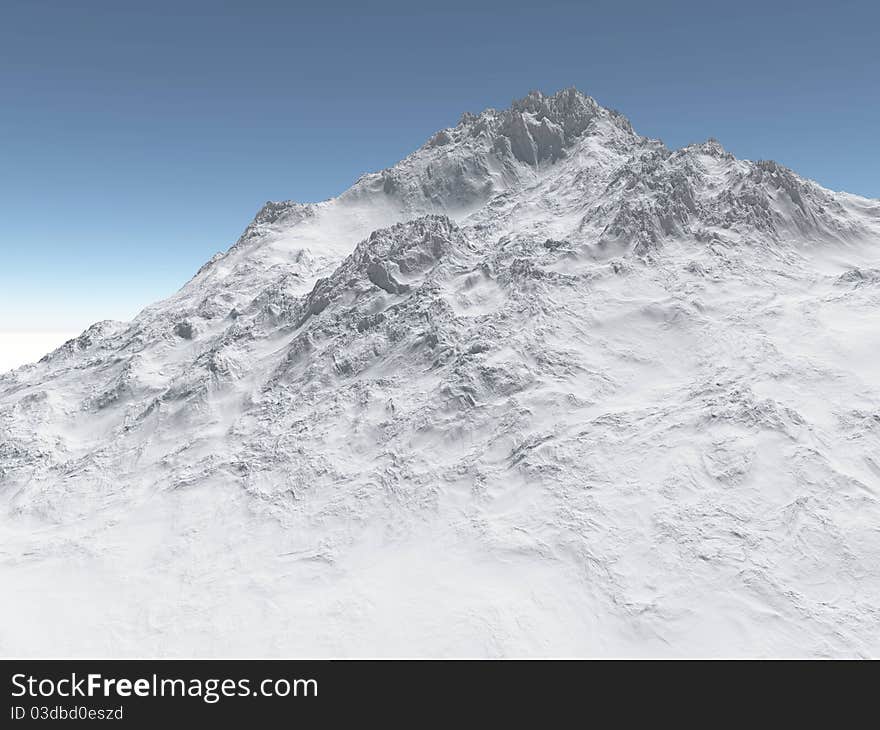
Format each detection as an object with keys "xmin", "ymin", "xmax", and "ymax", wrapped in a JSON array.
[{"xmin": 2, "ymin": 89, "xmax": 879, "ymax": 657}]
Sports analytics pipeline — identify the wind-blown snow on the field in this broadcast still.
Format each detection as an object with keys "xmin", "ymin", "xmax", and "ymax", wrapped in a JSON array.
[{"xmin": 2, "ymin": 89, "xmax": 879, "ymax": 657}]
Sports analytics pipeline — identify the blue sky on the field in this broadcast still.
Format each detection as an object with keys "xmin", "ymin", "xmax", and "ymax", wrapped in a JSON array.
[{"xmin": 2, "ymin": 0, "xmax": 878, "ymax": 331}]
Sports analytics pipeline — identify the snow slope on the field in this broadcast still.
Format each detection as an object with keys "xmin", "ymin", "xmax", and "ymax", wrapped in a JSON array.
[{"xmin": 2, "ymin": 89, "xmax": 880, "ymax": 657}]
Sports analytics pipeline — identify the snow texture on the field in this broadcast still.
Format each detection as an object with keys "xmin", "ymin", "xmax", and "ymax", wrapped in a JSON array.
[{"xmin": 2, "ymin": 88, "xmax": 880, "ymax": 657}]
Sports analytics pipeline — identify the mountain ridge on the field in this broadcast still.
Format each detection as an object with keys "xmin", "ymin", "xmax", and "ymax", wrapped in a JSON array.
[{"xmin": 1, "ymin": 87, "xmax": 879, "ymax": 657}]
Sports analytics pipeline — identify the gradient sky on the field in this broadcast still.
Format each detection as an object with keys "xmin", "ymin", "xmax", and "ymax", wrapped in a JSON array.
[{"xmin": 2, "ymin": 0, "xmax": 878, "ymax": 332}]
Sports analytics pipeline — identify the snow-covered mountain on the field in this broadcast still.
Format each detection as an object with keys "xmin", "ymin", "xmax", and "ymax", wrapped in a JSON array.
[{"xmin": 2, "ymin": 88, "xmax": 880, "ymax": 657}]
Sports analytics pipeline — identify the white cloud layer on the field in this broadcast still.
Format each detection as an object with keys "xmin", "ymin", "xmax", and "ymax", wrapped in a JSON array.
[{"xmin": 0, "ymin": 331, "xmax": 78, "ymax": 373}]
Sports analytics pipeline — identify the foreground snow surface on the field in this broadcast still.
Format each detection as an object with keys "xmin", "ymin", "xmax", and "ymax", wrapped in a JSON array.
[{"xmin": 2, "ymin": 89, "xmax": 879, "ymax": 656}]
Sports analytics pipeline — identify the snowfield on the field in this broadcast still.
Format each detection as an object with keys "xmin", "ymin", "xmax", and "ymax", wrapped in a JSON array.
[{"xmin": 2, "ymin": 89, "xmax": 879, "ymax": 657}]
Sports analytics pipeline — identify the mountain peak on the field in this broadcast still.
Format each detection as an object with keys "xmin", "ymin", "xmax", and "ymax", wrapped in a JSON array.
[
  {"xmin": 3, "ymin": 86, "xmax": 880, "ymax": 657},
  {"xmin": 453, "ymin": 86, "xmax": 624, "ymax": 154},
  {"xmin": 683, "ymin": 137, "xmax": 732, "ymax": 159}
]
